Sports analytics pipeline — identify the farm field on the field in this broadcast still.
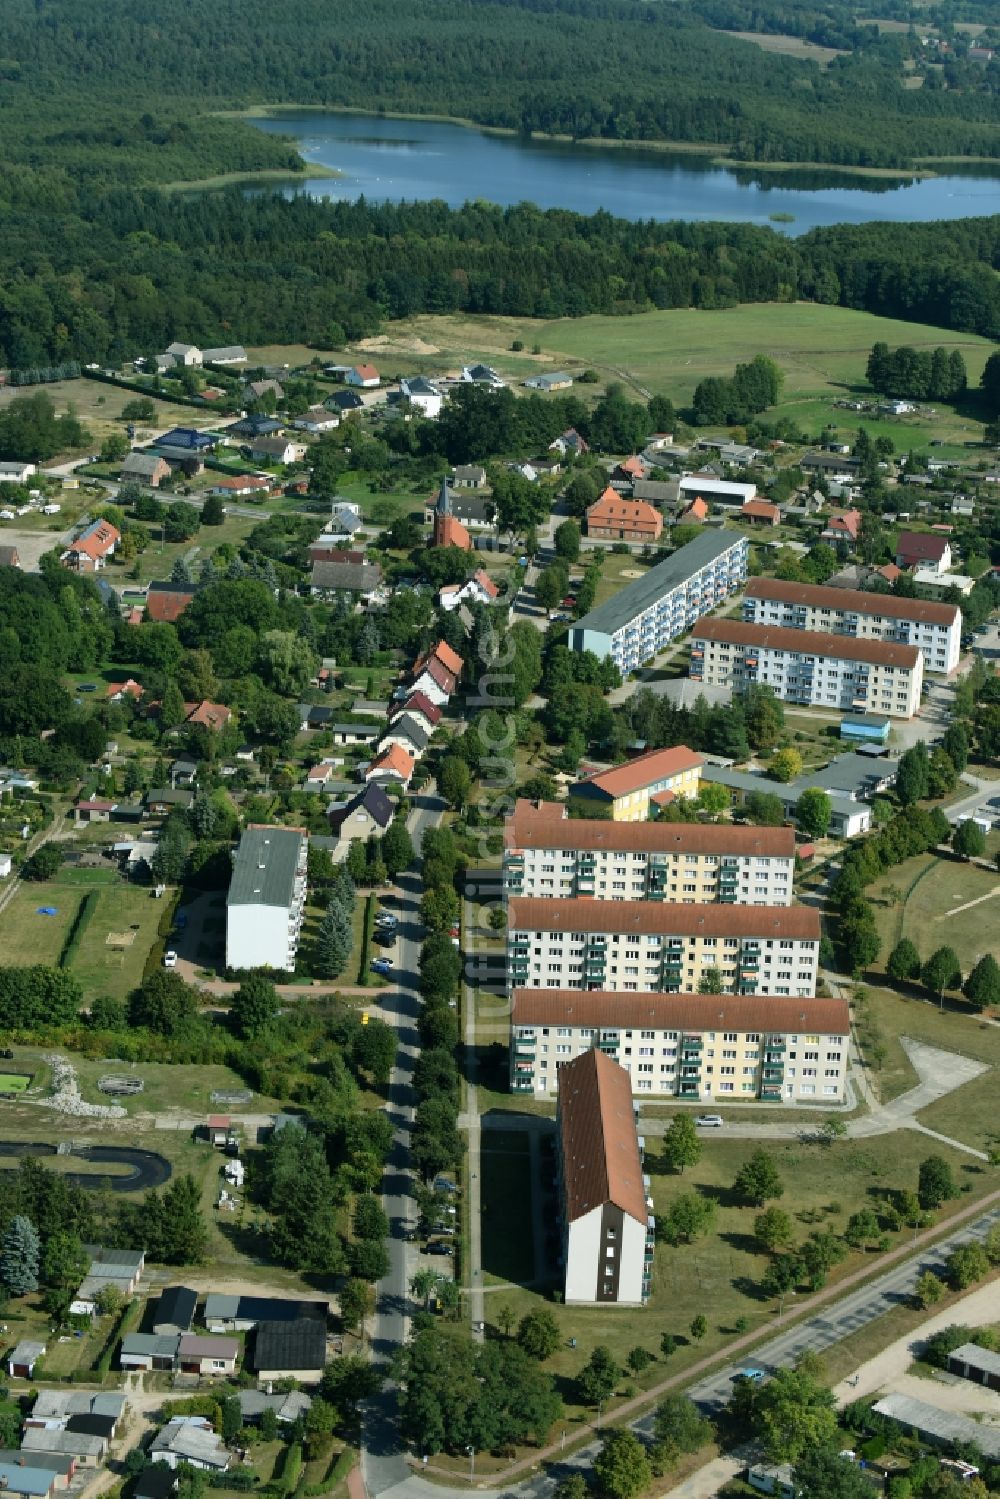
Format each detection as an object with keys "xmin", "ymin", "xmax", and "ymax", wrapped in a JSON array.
[{"xmin": 720, "ymin": 29, "xmax": 848, "ymax": 65}]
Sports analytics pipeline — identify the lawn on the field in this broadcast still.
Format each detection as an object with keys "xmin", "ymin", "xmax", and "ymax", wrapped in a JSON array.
[
  {"xmin": 0, "ymin": 886, "xmax": 76, "ymax": 967},
  {"xmin": 118, "ymin": 509, "xmax": 261, "ymax": 585},
  {"xmin": 0, "ymin": 378, "xmax": 208, "ymax": 452},
  {"xmin": 481, "ymin": 1129, "xmax": 536, "ymax": 1284},
  {"xmin": 869, "ymin": 850, "xmax": 1000, "ymax": 989}
]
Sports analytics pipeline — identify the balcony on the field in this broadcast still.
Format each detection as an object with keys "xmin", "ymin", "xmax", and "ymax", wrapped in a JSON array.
[
  {"xmin": 514, "ymin": 1038, "xmax": 536, "ymax": 1055},
  {"xmin": 765, "ymin": 1037, "xmax": 786, "ymax": 1053},
  {"xmin": 762, "ymin": 1065, "xmax": 784, "ymax": 1082},
  {"xmin": 681, "ymin": 1035, "xmax": 703, "ymax": 1050},
  {"xmin": 679, "ymin": 1081, "xmax": 699, "ymax": 1096},
  {"xmin": 761, "ymin": 1085, "xmax": 782, "ymax": 1100}
]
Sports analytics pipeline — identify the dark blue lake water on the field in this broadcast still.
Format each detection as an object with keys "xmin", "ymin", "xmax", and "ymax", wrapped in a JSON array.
[{"xmin": 251, "ymin": 111, "xmax": 1000, "ymax": 233}]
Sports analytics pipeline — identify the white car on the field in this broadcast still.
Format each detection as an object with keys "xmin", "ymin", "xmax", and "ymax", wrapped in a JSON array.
[
  {"xmin": 163, "ymin": 950, "xmax": 178, "ymax": 969},
  {"xmin": 695, "ymin": 1113, "xmax": 723, "ymax": 1128}
]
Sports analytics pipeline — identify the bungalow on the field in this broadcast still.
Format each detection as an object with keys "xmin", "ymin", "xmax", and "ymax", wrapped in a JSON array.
[
  {"xmin": 226, "ymin": 415, "xmax": 284, "ymax": 440},
  {"xmin": 249, "ymin": 437, "xmax": 305, "ymax": 466},
  {"xmin": 107, "ymin": 677, "xmax": 143, "ymax": 703},
  {"xmin": 145, "ymin": 788, "xmax": 193, "ymax": 815},
  {"xmin": 821, "ymin": 508, "xmax": 861, "ymax": 547},
  {"xmin": 237, "ymin": 1391, "xmax": 313, "ymax": 1426},
  {"xmin": 381, "ymin": 714, "xmax": 431, "ymax": 758},
  {"xmin": 61, "ymin": 519, "xmax": 120, "ymax": 573},
  {"xmin": 74, "ymin": 799, "xmax": 117, "ymax": 825},
  {"xmin": 145, "ymin": 582, "xmax": 198, "ymax": 623},
  {"xmin": 305, "ymin": 761, "xmax": 336, "ymax": 788},
  {"xmin": 524, "ymin": 372, "xmax": 573, "ymax": 392},
  {"xmin": 150, "ymin": 1418, "xmax": 229, "ymax": 1473},
  {"xmin": 8, "ymin": 1340, "xmax": 45, "ymax": 1379},
  {"xmin": 299, "ymin": 704, "xmax": 334, "ymax": 732},
  {"xmin": 344, "ymin": 364, "xmax": 380, "ymax": 389},
  {"xmin": 739, "ymin": 499, "xmax": 780, "ymax": 527},
  {"xmin": 0, "ymin": 462, "xmax": 36, "ymax": 484},
  {"xmin": 244, "ymin": 379, "xmax": 284, "ymax": 403},
  {"xmin": 250, "ymin": 1318, "xmax": 327, "ymax": 1385},
  {"xmin": 438, "ymin": 569, "xmax": 499, "ymax": 611},
  {"xmin": 203, "ymin": 1294, "xmax": 328, "ymax": 1334},
  {"xmin": 164, "ymin": 343, "xmax": 202, "ymax": 368},
  {"xmin": 388, "ymin": 692, "xmax": 441, "ymax": 734},
  {"xmin": 121, "ymin": 453, "xmax": 171, "ymax": 488},
  {"xmin": 452, "ymin": 465, "xmax": 487, "ymax": 490},
  {"xmin": 27, "ymin": 1393, "xmax": 125, "ymax": 1432},
  {"xmin": 155, "ymin": 428, "xmax": 215, "ymax": 455},
  {"xmin": 328, "ymin": 783, "xmax": 394, "ymax": 840},
  {"xmin": 291, "ymin": 407, "xmax": 340, "ymax": 434},
  {"xmin": 310, "ymin": 560, "xmax": 384, "ymax": 598},
  {"xmin": 202, "ymin": 346, "xmax": 247, "ymax": 366},
  {"xmin": 210, "ymin": 475, "xmax": 272, "ymax": 498},
  {"xmin": 549, "ymin": 428, "xmax": 589, "ymax": 456},
  {"xmin": 331, "ymin": 723, "xmax": 379, "ymax": 747},
  {"xmin": 176, "ymin": 1335, "xmax": 239, "ymax": 1377},
  {"xmin": 896, "ymin": 530, "xmax": 952, "ymax": 574},
  {"xmin": 120, "ymin": 1334, "xmax": 180, "ymax": 1373},
  {"xmin": 364, "ymin": 744, "xmax": 415, "ymax": 787},
  {"xmin": 153, "ymin": 1287, "xmax": 198, "ymax": 1336}
]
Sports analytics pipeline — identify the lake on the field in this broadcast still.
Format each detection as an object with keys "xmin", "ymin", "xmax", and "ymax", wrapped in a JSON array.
[{"xmin": 251, "ymin": 111, "xmax": 1000, "ymax": 234}]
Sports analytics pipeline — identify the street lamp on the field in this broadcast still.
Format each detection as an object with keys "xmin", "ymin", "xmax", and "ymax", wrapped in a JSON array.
[{"xmin": 467, "ymin": 1445, "xmax": 475, "ymax": 1479}]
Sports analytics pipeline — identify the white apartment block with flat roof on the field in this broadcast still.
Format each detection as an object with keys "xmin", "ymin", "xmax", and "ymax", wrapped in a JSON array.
[
  {"xmin": 226, "ymin": 827, "xmax": 307, "ymax": 972},
  {"xmin": 742, "ymin": 578, "xmax": 960, "ymax": 675},
  {"xmin": 506, "ymin": 899, "xmax": 820, "ymax": 998},
  {"xmin": 503, "ymin": 802, "xmax": 796, "ymax": 905},
  {"xmin": 511, "ymin": 991, "xmax": 850, "ymax": 1103},
  {"xmin": 690, "ymin": 618, "xmax": 923, "ymax": 719}
]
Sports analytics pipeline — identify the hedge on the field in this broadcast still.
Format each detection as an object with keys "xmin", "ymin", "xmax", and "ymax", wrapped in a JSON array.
[{"xmin": 58, "ymin": 890, "xmax": 99, "ymax": 969}]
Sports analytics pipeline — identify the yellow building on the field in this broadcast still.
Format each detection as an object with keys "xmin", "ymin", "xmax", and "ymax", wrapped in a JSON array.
[{"xmin": 570, "ymin": 745, "xmax": 703, "ymax": 822}]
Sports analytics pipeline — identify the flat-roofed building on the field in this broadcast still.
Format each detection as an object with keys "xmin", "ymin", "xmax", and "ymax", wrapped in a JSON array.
[
  {"xmin": 690, "ymin": 617, "xmax": 923, "ymax": 719},
  {"xmin": 677, "ymin": 475, "xmax": 756, "ymax": 509},
  {"xmin": 556, "ymin": 1049, "xmax": 652, "ymax": 1304},
  {"xmin": 571, "ymin": 745, "xmax": 704, "ymax": 822},
  {"xmin": 569, "ymin": 531, "xmax": 749, "ymax": 676},
  {"xmin": 510, "ymin": 990, "xmax": 850, "ymax": 1103},
  {"xmin": 506, "ymin": 898, "xmax": 820, "ymax": 998},
  {"xmin": 503, "ymin": 800, "xmax": 796, "ymax": 904},
  {"xmin": 225, "ymin": 826, "xmax": 307, "ymax": 973},
  {"xmin": 742, "ymin": 577, "xmax": 960, "ymax": 675}
]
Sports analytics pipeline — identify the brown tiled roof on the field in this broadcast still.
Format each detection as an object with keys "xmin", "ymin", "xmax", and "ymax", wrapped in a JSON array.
[
  {"xmin": 691, "ymin": 617, "xmax": 920, "ymax": 670},
  {"xmin": 586, "ymin": 488, "xmax": 663, "ymax": 538},
  {"xmin": 367, "ymin": 743, "xmax": 414, "ymax": 780},
  {"xmin": 389, "ymin": 692, "xmax": 442, "ymax": 727},
  {"xmin": 505, "ymin": 801, "xmax": 795, "ymax": 857},
  {"xmin": 416, "ymin": 656, "xmax": 457, "ymax": 694},
  {"xmin": 145, "ymin": 585, "xmax": 196, "ymax": 623},
  {"xmin": 558, "ymin": 1050, "xmax": 646, "ymax": 1226},
  {"xmin": 680, "ymin": 497, "xmax": 708, "ymax": 520},
  {"xmin": 896, "ymin": 530, "xmax": 949, "ymax": 561},
  {"xmin": 744, "ymin": 576, "xmax": 959, "ymax": 627},
  {"xmin": 508, "ymin": 897, "xmax": 820, "ymax": 939},
  {"xmin": 740, "ymin": 500, "xmax": 780, "ymax": 522},
  {"xmin": 576, "ymin": 745, "xmax": 704, "ymax": 800},
  {"xmin": 432, "ymin": 640, "xmax": 464, "ymax": 677},
  {"xmin": 514, "ymin": 989, "xmax": 849, "ymax": 1036}
]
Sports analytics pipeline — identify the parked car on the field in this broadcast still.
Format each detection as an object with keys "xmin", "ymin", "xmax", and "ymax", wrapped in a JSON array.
[
  {"xmin": 734, "ymin": 1367, "xmax": 767, "ymax": 1383},
  {"xmin": 163, "ymin": 950, "xmax": 178, "ymax": 969},
  {"xmin": 371, "ymin": 957, "xmax": 394, "ymax": 975},
  {"xmin": 695, "ymin": 1113, "xmax": 723, "ymax": 1127},
  {"xmin": 376, "ymin": 912, "xmax": 397, "ymax": 929},
  {"xmin": 426, "ymin": 1241, "xmax": 454, "ymax": 1257}
]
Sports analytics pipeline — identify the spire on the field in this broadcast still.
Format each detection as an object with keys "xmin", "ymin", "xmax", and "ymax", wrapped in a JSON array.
[{"xmin": 436, "ymin": 475, "xmax": 452, "ymax": 517}]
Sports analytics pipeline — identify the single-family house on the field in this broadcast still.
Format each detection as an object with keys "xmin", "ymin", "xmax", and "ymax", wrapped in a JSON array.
[
  {"xmin": 411, "ymin": 655, "xmax": 457, "ymax": 706},
  {"xmin": 145, "ymin": 788, "xmax": 193, "ymax": 816},
  {"xmin": 324, "ymin": 390, "xmax": 364, "ymax": 414},
  {"xmin": 395, "ymin": 376, "xmax": 442, "ymax": 418},
  {"xmin": 452, "ymin": 464, "xmax": 488, "ymax": 490},
  {"xmin": 61, "ymin": 519, "xmax": 120, "ymax": 573},
  {"xmin": 614, "ymin": 456, "xmax": 648, "ymax": 486},
  {"xmin": 106, "ymin": 677, "xmax": 143, "ymax": 703},
  {"xmin": 150, "ymin": 1418, "xmax": 229, "ymax": 1473},
  {"xmin": 380, "ymin": 714, "xmax": 430, "ymax": 758},
  {"xmin": 299, "ymin": 704, "xmax": 334, "ymax": 732},
  {"xmin": 438, "ymin": 569, "xmax": 499, "ymax": 611},
  {"xmin": 305, "ymin": 761, "xmax": 335, "ymax": 788},
  {"xmin": 328, "ymin": 783, "xmax": 394, "ymax": 840},
  {"xmin": 153, "ymin": 1287, "xmax": 198, "ymax": 1337},
  {"xmin": 210, "ymin": 474, "xmax": 272, "ymax": 499},
  {"xmin": 185, "ymin": 700, "xmax": 232, "ymax": 732},
  {"xmin": 244, "ymin": 379, "xmax": 284, "ymax": 403},
  {"xmin": 226, "ymin": 415, "xmax": 284, "ymax": 440},
  {"xmin": 203, "ymin": 1294, "xmax": 328, "ymax": 1333},
  {"xmin": 250, "ymin": 1318, "xmax": 327, "ymax": 1385},
  {"xmin": 524, "ymin": 372, "xmax": 572, "ymax": 392},
  {"xmin": 896, "ymin": 530, "xmax": 952, "ymax": 573},
  {"xmin": 145, "ymin": 581, "xmax": 198, "ymax": 623},
  {"xmin": 249, "ymin": 437, "xmax": 304, "ymax": 466},
  {"xmin": 121, "ymin": 453, "xmax": 171, "ymax": 488},
  {"xmin": 549, "ymin": 428, "xmax": 589, "ymax": 457},
  {"xmin": 0, "ymin": 1453, "xmax": 75, "ymax": 1491},
  {"xmin": 120, "ymin": 1334, "xmax": 179, "ymax": 1373},
  {"xmin": 821, "ymin": 508, "xmax": 861, "ymax": 547},
  {"xmin": 165, "ymin": 343, "xmax": 202, "ymax": 367},
  {"xmin": 310, "ymin": 560, "xmax": 384, "ymax": 598},
  {"xmin": 27, "ymin": 1393, "xmax": 125, "ymax": 1433},
  {"xmin": 202, "ymin": 346, "xmax": 247, "ymax": 366},
  {"xmin": 74, "ymin": 799, "xmax": 117, "ymax": 826},
  {"xmin": 170, "ymin": 759, "xmax": 199, "ymax": 789},
  {"xmin": 155, "ymin": 428, "xmax": 216, "ymax": 456},
  {"xmin": 739, "ymin": 499, "xmax": 780, "ymax": 526},
  {"xmin": 177, "ymin": 1335, "xmax": 239, "ymax": 1377},
  {"xmin": 237, "ymin": 1391, "xmax": 313, "ymax": 1426},
  {"xmin": 344, "ymin": 364, "xmax": 380, "ymax": 388},
  {"xmin": 0, "ymin": 462, "xmax": 36, "ymax": 484},
  {"xmin": 460, "ymin": 364, "xmax": 504, "ymax": 388},
  {"xmin": 388, "ymin": 692, "xmax": 441, "ymax": 734},
  {"xmin": 291, "ymin": 407, "xmax": 340, "ymax": 434},
  {"xmin": 8, "ymin": 1340, "xmax": 45, "ymax": 1379},
  {"xmin": 364, "ymin": 744, "xmax": 415, "ymax": 787},
  {"xmin": 678, "ymin": 496, "xmax": 708, "ymax": 524}
]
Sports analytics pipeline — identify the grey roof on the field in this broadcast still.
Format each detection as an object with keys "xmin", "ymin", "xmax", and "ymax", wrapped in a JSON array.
[
  {"xmin": 8, "ymin": 1340, "xmax": 45, "ymax": 1362},
  {"xmin": 21, "ymin": 1429, "xmax": 106, "ymax": 1459},
  {"xmin": 632, "ymin": 479, "xmax": 676, "ymax": 503},
  {"xmin": 339, "ymin": 783, "xmax": 393, "ymax": 829},
  {"xmin": 700, "ymin": 764, "xmax": 862, "ymax": 824},
  {"xmin": 310, "ymin": 561, "xmax": 382, "ymax": 593},
  {"xmin": 202, "ymin": 346, "xmax": 247, "ymax": 363},
  {"xmin": 226, "ymin": 828, "xmax": 304, "ymax": 910},
  {"xmin": 154, "ymin": 1286, "xmax": 198, "ymax": 1332},
  {"xmin": 949, "ymin": 1341, "xmax": 1000, "ymax": 1379},
  {"xmin": 121, "ymin": 1333, "xmax": 180, "ymax": 1360},
  {"xmin": 573, "ymin": 530, "xmax": 747, "ymax": 638},
  {"xmin": 204, "ymin": 1293, "xmax": 326, "ymax": 1326},
  {"xmin": 873, "ymin": 1392, "xmax": 1000, "ymax": 1459},
  {"xmin": 332, "ymin": 722, "xmax": 378, "ymax": 737},
  {"xmin": 808, "ymin": 752, "xmax": 899, "ymax": 798},
  {"xmin": 203, "ymin": 1294, "xmax": 239, "ymax": 1322},
  {"xmin": 0, "ymin": 1453, "xmax": 74, "ymax": 1478},
  {"xmin": 0, "ymin": 1460, "xmax": 56, "ymax": 1496},
  {"xmin": 121, "ymin": 453, "xmax": 167, "ymax": 477},
  {"xmin": 386, "ymin": 714, "xmax": 430, "ymax": 753},
  {"xmin": 150, "ymin": 1419, "xmax": 228, "ymax": 1468},
  {"xmin": 251, "ymin": 1317, "xmax": 327, "ymax": 1373},
  {"xmin": 30, "ymin": 1393, "xmax": 125, "ymax": 1423},
  {"xmin": 84, "ymin": 1244, "xmax": 144, "ymax": 1270},
  {"xmin": 237, "ymin": 1390, "xmax": 313, "ymax": 1423},
  {"xmin": 250, "ymin": 437, "xmax": 293, "ymax": 458},
  {"xmin": 435, "ymin": 476, "xmax": 452, "ymax": 517}
]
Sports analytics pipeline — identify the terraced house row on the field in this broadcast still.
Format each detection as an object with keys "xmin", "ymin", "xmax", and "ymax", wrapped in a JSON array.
[
  {"xmin": 503, "ymin": 801, "xmax": 797, "ymax": 905},
  {"xmin": 510, "ymin": 991, "xmax": 851, "ymax": 1103},
  {"xmin": 505, "ymin": 899, "xmax": 821, "ymax": 998}
]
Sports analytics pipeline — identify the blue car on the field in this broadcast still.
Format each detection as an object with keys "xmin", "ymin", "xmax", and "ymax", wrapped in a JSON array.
[
  {"xmin": 734, "ymin": 1367, "xmax": 767, "ymax": 1383},
  {"xmin": 371, "ymin": 958, "xmax": 394, "ymax": 975}
]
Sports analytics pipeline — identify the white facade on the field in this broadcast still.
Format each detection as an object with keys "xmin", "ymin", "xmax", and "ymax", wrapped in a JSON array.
[
  {"xmin": 225, "ymin": 828, "xmax": 306, "ymax": 973},
  {"xmin": 742, "ymin": 580, "xmax": 960, "ymax": 674},
  {"xmin": 677, "ymin": 474, "xmax": 756, "ymax": 507},
  {"xmin": 564, "ymin": 1205, "xmax": 647, "ymax": 1305},
  {"xmin": 691, "ymin": 620, "xmax": 924, "ymax": 719}
]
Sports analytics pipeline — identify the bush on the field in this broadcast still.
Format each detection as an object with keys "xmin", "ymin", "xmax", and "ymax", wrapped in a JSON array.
[{"xmin": 58, "ymin": 890, "xmax": 99, "ymax": 969}]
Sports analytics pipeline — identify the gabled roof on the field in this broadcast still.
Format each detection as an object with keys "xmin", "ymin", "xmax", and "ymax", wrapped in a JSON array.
[
  {"xmin": 692, "ymin": 616, "xmax": 920, "ymax": 670},
  {"xmin": 558, "ymin": 1050, "xmax": 646, "ymax": 1226},
  {"xmin": 251, "ymin": 1317, "xmax": 327, "ymax": 1372},
  {"xmin": 185, "ymin": 700, "xmax": 231, "ymax": 730},
  {"xmin": 516, "ymin": 988, "xmax": 849, "ymax": 1036},
  {"xmin": 390, "ymin": 692, "xmax": 442, "ymax": 728},
  {"xmin": 896, "ymin": 529, "xmax": 950, "ymax": 561},
  {"xmin": 431, "ymin": 639, "xmax": 464, "ymax": 676},
  {"xmin": 385, "ymin": 714, "xmax": 430, "ymax": 753},
  {"xmin": 505, "ymin": 800, "xmax": 794, "ymax": 857},
  {"xmin": 586, "ymin": 487, "xmax": 662, "ymax": 536},
  {"xmin": 576, "ymin": 744, "xmax": 703, "ymax": 800},
  {"xmin": 740, "ymin": 499, "xmax": 780, "ymax": 522},
  {"xmin": 154, "ymin": 1286, "xmax": 198, "ymax": 1331},
  {"xmin": 823, "ymin": 508, "xmax": 861, "ymax": 539},
  {"xmin": 434, "ymin": 515, "xmax": 472, "ymax": 550},
  {"xmin": 508, "ymin": 897, "xmax": 821, "ymax": 940},
  {"xmin": 744, "ymin": 576, "xmax": 959, "ymax": 627},
  {"xmin": 69, "ymin": 519, "xmax": 120, "ymax": 560},
  {"xmin": 310, "ymin": 561, "xmax": 383, "ymax": 592},
  {"xmin": 351, "ymin": 363, "xmax": 379, "ymax": 380},
  {"xmin": 145, "ymin": 581, "xmax": 198, "ymax": 623},
  {"xmin": 680, "ymin": 496, "xmax": 708, "ymax": 520},
  {"xmin": 367, "ymin": 744, "xmax": 415, "ymax": 781},
  {"xmin": 339, "ymin": 783, "xmax": 394, "ymax": 829}
]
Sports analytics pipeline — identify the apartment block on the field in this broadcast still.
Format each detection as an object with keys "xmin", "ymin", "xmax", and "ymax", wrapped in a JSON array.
[
  {"xmin": 556, "ymin": 1049, "xmax": 653, "ymax": 1304},
  {"xmin": 742, "ymin": 578, "xmax": 960, "ymax": 675},
  {"xmin": 506, "ymin": 898, "xmax": 820, "ymax": 998},
  {"xmin": 570, "ymin": 745, "xmax": 703, "ymax": 822},
  {"xmin": 511, "ymin": 990, "xmax": 850, "ymax": 1103},
  {"xmin": 690, "ymin": 617, "xmax": 923, "ymax": 719},
  {"xmin": 225, "ymin": 827, "xmax": 307, "ymax": 973},
  {"xmin": 503, "ymin": 800, "xmax": 796, "ymax": 904},
  {"xmin": 569, "ymin": 530, "xmax": 749, "ymax": 676}
]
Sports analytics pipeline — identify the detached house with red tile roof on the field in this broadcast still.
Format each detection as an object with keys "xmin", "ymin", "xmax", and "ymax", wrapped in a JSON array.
[
  {"xmin": 344, "ymin": 364, "xmax": 380, "ymax": 389},
  {"xmin": 364, "ymin": 743, "xmax": 414, "ymax": 787},
  {"xmin": 388, "ymin": 692, "xmax": 441, "ymax": 735},
  {"xmin": 739, "ymin": 499, "xmax": 780, "ymax": 527},
  {"xmin": 895, "ymin": 530, "xmax": 952, "ymax": 575},
  {"xmin": 145, "ymin": 582, "xmax": 198, "ymax": 624},
  {"xmin": 678, "ymin": 496, "xmax": 708, "ymax": 524},
  {"xmin": 821, "ymin": 508, "xmax": 861, "ymax": 547},
  {"xmin": 185, "ymin": 701, "xmax": 232, "ymax": 732},
  {"xmin": 438, "ymin": 570, "xmax": 499, "ymax": 612},
  {"xmin": 62, "ymin": 519, "xmax": 119, "ymax": 573},
  {"xmin": 586, "ymin": 487, "xmax": 663, "ymax": 544}
]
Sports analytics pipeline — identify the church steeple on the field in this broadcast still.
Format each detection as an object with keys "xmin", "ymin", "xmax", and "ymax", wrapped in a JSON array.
[{"xmin": 435, "ymin": 475, "xmax": 452, "ymax": 517}]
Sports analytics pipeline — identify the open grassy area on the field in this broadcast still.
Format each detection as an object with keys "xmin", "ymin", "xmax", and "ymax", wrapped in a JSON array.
[
  {"xmin": 871, "ymin": 851, "xmax": 1000, "ymax": 971},
  {"xmin": 0, "ymin": 886, "xmax": 76, "ymax": 966},
  {"xmin": 720, "ymin": 30, "xmax": 848, "ymax": 65},
  {"xmin": 0, "ymin": 378, "xmax": 209, "ymax": 452}
]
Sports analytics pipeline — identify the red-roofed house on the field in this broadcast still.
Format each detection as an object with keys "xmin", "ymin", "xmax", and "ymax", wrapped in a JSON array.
[
  {"xmin": 61, "ymin": 519, "xmax": 120, "ymax": 573},
  {"xmin": 438, "ymin": 569, "xmax": 499, "ymax": 612},
  {"xmin": 821, "ymin": 509, "xmax": 861, "ymax": 548},
  {"xmin": 586, "ymin": 486, "xmax": 663, "ymax": 543},
  {"xmin": 739, "ymin": 499, "xmax": 780, "ymax": 527},
  {"xmin": 145, "ymin": 582, "xmax": 197, "ymax": 624},
  {"xmin": 74, "ymin": 798, "xmax": 118, "ymax": 825},
  {"xmin": 106, "ymin": 678, "xmax": 143, "ymax": 703},
  {"xmin": 345, "ymin": 364, "xmax": 380, "ymax": 389},
  {"xmin": 364, "ymin": 743, "xmax": 414, "ymax": 787},
  {"xmin": 873, "ymin": 563, "xmax": 901, "ymax": 586},
  {"xmin": 614, "ymin": 456, "xmax": 649, "ymax": 484},
  {"xmin": 388, "ymin": 692, "xmax": 442, "ymax": 733},
  {"xmin": 896, "ymin": 531, "xmax": 952, "ymax": 574},
  {"xmin": 185, "ymin": 700, "xmax": 232, "ymax": 732},
  {"xmin": 412, "ymin": 655, "xmax": 457, "ymax": 706},
  {"xmin": 679, "ymin": 496, "xmax": 708, "ymax": 524},
  {"xmin": 431, "ymin": 639, "xmax": 464, "ymax": 676},
  {"xmin": 210, "ymin": 475, "xmax": 272, "ymax": 498}
]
